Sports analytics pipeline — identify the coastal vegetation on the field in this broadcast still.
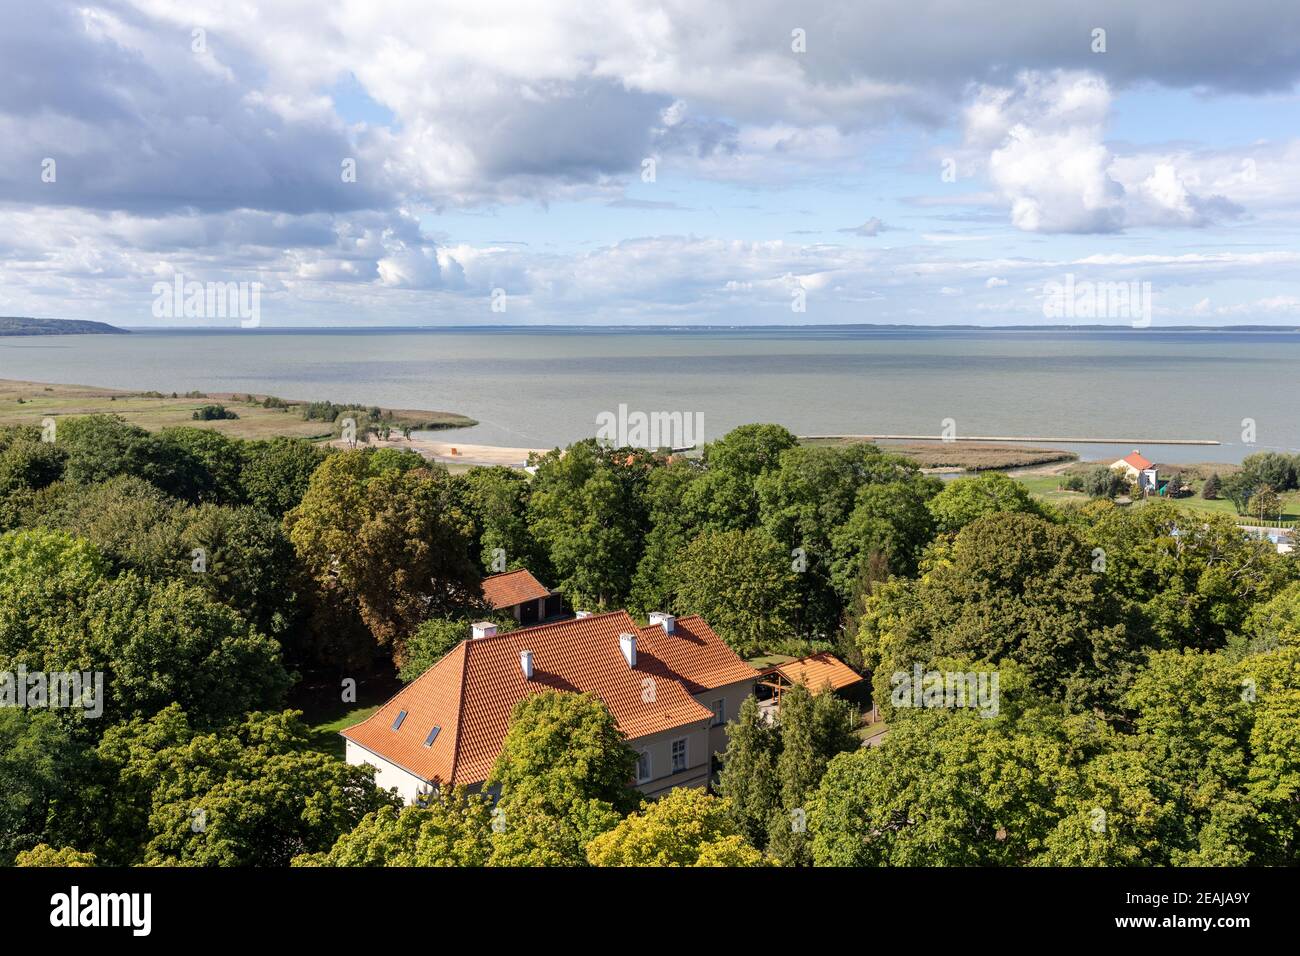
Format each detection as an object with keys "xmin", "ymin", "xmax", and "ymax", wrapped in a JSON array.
[
  {"xmin": 0, "ymin": 316, "xmax": 126, "ymax": 335},
  {"xmin": 806, "ymin": 437, "xmax": 1076, "ymax": 472},
  {"xmin": 0, "ymin": 379, "xmax": 476, "ymax": 441},
  {"xmin": 1, "ymin": 415, "xmax": 1297, "ymax": 868}
]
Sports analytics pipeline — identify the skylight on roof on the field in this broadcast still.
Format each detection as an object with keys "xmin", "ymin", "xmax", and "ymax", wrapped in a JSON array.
[
  {"xmin": 392, "ymin": 710, "xmax": 407, "ymax": 731},
  {"xmin": 423, "ymin": 725, "xmax": 441, "ymax": 747}
]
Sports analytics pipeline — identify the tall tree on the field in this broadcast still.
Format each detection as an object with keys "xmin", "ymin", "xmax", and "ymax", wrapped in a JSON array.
[
  {"xmin": 715, "ymin": 695, "xmax": 780, "ymax": 849},
  {"xmin": 526, "ymin": 441, "xmax": 651, "ymax": 609},
  {"xmin": 766, "ymin": 681, "xmax": 859, "ymax": 865},
  {"xmin": 862, "ymin": 512, "xmax": 1133, "ymax": 712},
  {"xmin": 286, "ymin": 450, "xmax": 482, "ymax": 660},
  {"xmin": 458, "ymin": 465, "xmax": 547, "ymax": 577},
  {"xmin": 486, "ymin": 691, "xmax": 638, "ymax": 866},
  {"xmin": 670, "ymin": 527, "xmax": 801, "ymax": 656}
]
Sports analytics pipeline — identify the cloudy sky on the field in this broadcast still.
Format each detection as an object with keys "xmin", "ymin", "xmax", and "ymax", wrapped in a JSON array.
[{"xmin": 4, "ymin": 0, "xmax": 1300, "ymax": 327}]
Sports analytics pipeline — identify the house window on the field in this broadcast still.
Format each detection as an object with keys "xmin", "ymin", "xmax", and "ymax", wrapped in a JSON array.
[
  {"xmin": 671, "ymin": 738, "xmax": 688, "ymax": 774},
  {"xmin": 710, "ymin": 698, "xmax": 725, "ymax": 727},
  {"xmin": 635, "ymin": 750, "xmax": 651, "ymax": 783}
]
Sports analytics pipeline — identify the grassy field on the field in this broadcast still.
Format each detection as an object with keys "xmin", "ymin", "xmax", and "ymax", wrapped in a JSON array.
[
  {"xmin": 0, "ymin": 379, "xmax": 476, "ymax": 441},
  {"xmin": 805, "ymin": 436, "xmax": 1076, "ymax": 471},
  {"xmin": 1016, "ymin": 467, "xmax": 1300, "ymax": 523}
]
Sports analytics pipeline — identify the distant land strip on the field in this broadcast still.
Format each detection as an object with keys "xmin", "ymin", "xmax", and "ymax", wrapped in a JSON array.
[
  {"xmin": 804, "ymin": 434, "xmax": 1221, "ymax": 446},
  {"xmin": 0, "ymin": 316, "xmax": 126, "ymax": 335}
]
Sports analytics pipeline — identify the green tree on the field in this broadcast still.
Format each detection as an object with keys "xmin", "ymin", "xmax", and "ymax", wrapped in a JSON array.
[
  {"xmin": 1080, "ymin": 466, "xmax": 1130, "ymax": 499},
  {"xmin": 239, "ymin": 437, "xmax": 328, "ymax": 517},
  {"xmin": 15, "ymin": 844, "xmax": 97, "ymax": 867},
  {"xmin": 670, "ymin": 527, "xmax": 801, "ymax": 656},
  {"xmin": 181, "ymin": 503, "xmax": 304, "ymax": 641},
  {"xmin": 766, "ymin": 681, "xmax": 859, "ymax": 865},
  {"xmin": 1248, "ymin": 486, "xmax": 1281, "ymax": 523},
  {"xmin": 398, "ymin": 614, "xmax": 516, "ymax": 681},
  {"xmin": 160, "ymin": 427, "xmax": 246, "ymax": 504},
  {"xmin": 458, "ymin": 465, "xmax": 546, "ymax": 577},
  {"xmin": 862, "ymin": 512, "xmax": 1132, "ymax": 712},
  {"xmin": 715, "ymin": 695, "xmax": 780, "ymax": 849},
  {"xmin": 1242, "ymin": 451, "xmax": 1298, "ymax": 491},
  {"xmin": 830, "ymin": 478, "xmax": 938, "ymax": 590},
  {"xmin": 927, "ymin": 472, "xmax": 1039, "ymax": 534},
  {"xmin": 87, "ymin": 706, "xmax": 399, "ymax": 866},
  {"xmin": 1219, "ymin": 472, "xmax": 1257, "ymax": 515},
  {"xmin": 526, "ymin": 441, "xmax": 651, "ymax": 609},
  {"xmin": 586, "ymin": 788, "xmax": 765, "ymax": 866},
  {"xmin": 0, "ymin": 425, "xmax": 66, "ymax": 494},
  {"xmin": 57, "ymin": 415, "xmax": 209, "ymax": 501},
  {"xmin": 809, "ymin": 704, "xmax": 1070, "ymax": 866},
  {"xmin": 629, "ymin": 458, "xmax": 703, "ymax": 613},
  {"xmin": 294, "ymin": 789, "xmax": 493, "ymax": 866},
  {"xmin": 286, "ymin": 450, "xmax": 482, "ymax": 659},
  {"xmin": 0, "ymin": 710, "xmax": 87, "ymax": 865},
  {"xmin": 682, "ymin": 424, "xmax": 799, "ymax": 531},
  {"xmin": 1086, "ymin": 502, "xmax": 1287, "ymax": 652},
  {"xmin": 1201, "ymin": 472, "xmax": 1222, "ymax": 499},
  {"xmin": 486, "ymin": 691, "xmax": 638, "ymax": 866},
  {"xmin": 22, "ymin": 475, "xmax": 188, "ymax": 580},
  {"xmin": 0, "ymin": 532, "xmax": 289, "ymax": 727}
]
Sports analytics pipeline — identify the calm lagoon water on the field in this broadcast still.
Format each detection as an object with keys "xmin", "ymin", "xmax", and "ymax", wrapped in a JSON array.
[{"xmin": 3, "ymin": 326, "xmax": 1299, "ymax": 464}]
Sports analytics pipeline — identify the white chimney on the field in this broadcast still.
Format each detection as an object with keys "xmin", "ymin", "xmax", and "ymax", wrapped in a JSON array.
[
  {"xmin": 649, "ymin": 612, "xmax": 676, "ymax": 634},
  {"xmin": 471, "ymin": 621, "xmax": 498, "ymax": 640},
  {"xmin": 574, "ymin": 610, "xmax": 592, "ymax": 619},
  {"xmin": 619, "ymin": 632, "xmax": 637, "ymax": 668},
  {"xmin": 520, "ymin": 650, "xmax": 534, "ymax": 680}
]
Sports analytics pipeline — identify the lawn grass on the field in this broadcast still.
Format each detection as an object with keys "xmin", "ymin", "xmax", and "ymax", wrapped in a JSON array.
[
  {"xmin": 0, "ymin": 379, "xmax": 475, "ymax": 441},
  {"xmin": 1015, "ymin": 469, "xmax": 1300, "ymax": 523},
  {"xmin": 305, "ymin": 705, "xmax": 381, "ymax": 760},
  {"xmin": 292, "ymin": 670, "xmax": 403, "ymax": 760}
]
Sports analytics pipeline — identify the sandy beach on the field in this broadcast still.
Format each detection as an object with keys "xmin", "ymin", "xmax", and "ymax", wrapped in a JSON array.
[{"xmin": 331, "ymin": 434, "xmax": 549, "ymax": 468}]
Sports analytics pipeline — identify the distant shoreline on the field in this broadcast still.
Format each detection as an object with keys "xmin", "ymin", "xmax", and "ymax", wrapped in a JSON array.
[
  {"xmin": 0, "ymin": 316, "xmax": 126, "ymax": 336},
  {"xmin": 16, "ymin": 322, "xmax": 1300, "ymax": 334}
]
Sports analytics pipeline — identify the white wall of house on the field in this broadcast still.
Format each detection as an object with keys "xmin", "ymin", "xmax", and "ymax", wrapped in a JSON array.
[
  {"xmin": 629, "ymin": 720, "xmax": 711, "ymax": 798},
  {"xmin": 345, "ymin": 740, "xmax": 430, "ymax": 804}
]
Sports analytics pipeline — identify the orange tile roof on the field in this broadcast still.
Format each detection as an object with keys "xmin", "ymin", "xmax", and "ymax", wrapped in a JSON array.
[
  {"xmin": 480, "ymin": 569, "xmax": 551, "ymax": 610},
  {"xmin": 342, "ymin": 610, "xmax": 748, "ymax": 787},
  {"xmin": 637, "ymin": 616, "xmax": 760, "ymax": 693},
  {"xmin": 763, "ymin": 652, "xmax": 863, "ymax": 693},
  {"xmin": 1116, "ymin": 450, "xmax": 1153, "ymax": 471}
]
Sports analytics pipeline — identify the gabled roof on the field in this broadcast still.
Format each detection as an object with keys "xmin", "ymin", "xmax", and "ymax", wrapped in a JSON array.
[
  {"xmin": 342, "ymin": 610, "xmax": 751, "ymax": 787},
  {"xmin": 761, "ymin": 652, "xmax": 863, "ymax": 693},
  {"xmin": 1114, "ymin": 450, "xmax": 1153, "ymax": 471},
  {"xmin": 637, "ymin": 616, "xmax": 760, "ymax": 693},
  {"xmin": 480, "ymin": 569, "xmax": 551, "ymax": 610}
]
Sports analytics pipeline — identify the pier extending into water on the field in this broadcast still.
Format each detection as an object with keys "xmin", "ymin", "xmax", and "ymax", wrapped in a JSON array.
[{"xmin": 801, "ymin": 434, "xmax": 1220, "ymax": 446}]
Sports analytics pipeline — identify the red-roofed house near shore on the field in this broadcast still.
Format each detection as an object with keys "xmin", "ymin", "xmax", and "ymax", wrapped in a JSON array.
[
  {"xmin": 341, "ymin": 609, "xmax": 758, "ymax": 803},
  {"xmin": 1110, "ymin": 449, "xmax": 1159, "ymax": 494},
  {"xmin": 480, "ymin": 568, "xmax": 563, "ymax": 625}
]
